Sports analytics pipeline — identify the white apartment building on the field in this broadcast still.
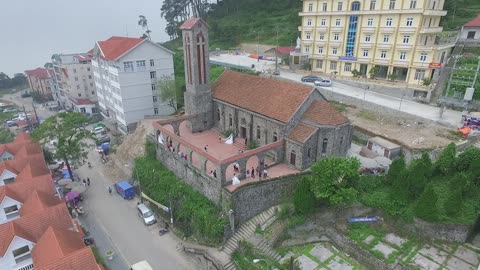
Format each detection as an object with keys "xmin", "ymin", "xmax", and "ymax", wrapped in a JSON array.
[
  {"xmin": 293, "ymin": 0, "xmax": 457, "ymax": 85},
  {"xmin": 91, "ymin": 36, "xmax": 175, "ymax": 133}
]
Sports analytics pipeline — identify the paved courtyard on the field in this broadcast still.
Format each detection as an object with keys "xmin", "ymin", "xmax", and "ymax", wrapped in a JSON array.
[
  {"xmin": 294, "ymin": 243, "xmax": 364, "ymax": 270},
  {"xmin": 164, "ymin": 121, "xmax": 299, "ymax": 192}
]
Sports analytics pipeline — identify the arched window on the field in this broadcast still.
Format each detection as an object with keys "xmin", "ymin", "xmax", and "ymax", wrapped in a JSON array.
[
  {"xmin": 273, "ymin": 132, "xmax": 278, "ymax": 142},
  {"xmin": 351, "ymin": 1, "xmax": 361, "ymax": 11},
  {"xmin": 340, "ymin": 136, "xmax": 344, "ymax": 146},
  {"xmin": 307, "ymin": 148, "xmax": 311, "ymax": 158},
  {"xmin": 229, "ymin": 114, "xmax": 233, "ymax": 127},
  {"xmin": 256, "ymin": 125, "xmax": 261, "ymax": 139},
  {"xmin": 322, "ymin": 138, "xmax": 328, "ymax": 153},
  {"xmin": 290, "ymin": 150, "xmax": 296, "ymax": 166},
  {"xmin": 216, "ymin": 109, "xmax": 220, "ymax": 121}
]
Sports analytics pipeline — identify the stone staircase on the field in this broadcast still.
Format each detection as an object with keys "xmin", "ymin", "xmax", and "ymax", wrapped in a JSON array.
[
  {"xmin": 249, "ymin": 237, "xmax": 282, "ymax": 261},
  {"xmin": 233, "ymin": 140, "xmax": 247, "ymax": 151},
  {"xmin": 221, "ymin": 206, "xmax": 279, "ymax": 269}
]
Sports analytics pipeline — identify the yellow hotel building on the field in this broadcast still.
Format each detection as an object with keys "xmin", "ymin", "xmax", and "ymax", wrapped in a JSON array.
[{"xmin": 294, "ymin": 0, "xmax": 456, "ymax": 85}]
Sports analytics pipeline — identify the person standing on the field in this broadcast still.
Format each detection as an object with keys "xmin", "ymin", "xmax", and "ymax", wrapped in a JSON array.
[
  {"xmin": 87, "ymin": 178, "xmax": 90, "ymax": 186},
  {"xmin": 82, "ymin": 179, "xmax": 87, "ymax": 187}
]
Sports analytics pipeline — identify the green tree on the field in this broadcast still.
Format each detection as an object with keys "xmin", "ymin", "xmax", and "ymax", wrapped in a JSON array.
[
  {"xmin": 138, "ymin": 15, "xmax": 152, "ymax": 39},
  {"xmin": 415, "ymin": 184, "xmax": 440, "ymax": 222},
  {"xmin": 406, "ymin": 153, "xmax": 433, "ymax": 199},
  {"xmin": 444, "ymin": 188, "xmax": 463, "ymax": 218},
  {"xmin": 456, "ymin": 146, "xmax": 480, "ymax": 172},
  {"xmin": 293, "ymin": 177, "xmax": 316, "ymax": 214},
  {"xmin": 309, "ymin": 157, "xmax": 360, "ymax": 206},
  {"xmin": 31, "ymin": 112, "xmax": 94, "ymax": 179},
  {"xmin": 156, "ymin": 75, "xmax": 177, "ymax": 111},
  {"xmin": 433, "ymin": 143, "xmax": 456, "ymax": 176},
  {"xmin": 0, "ymin": 129, "xmax": 13, "ymax": 144},
  {"xmin": 386, "ymin": 156, "xmax": 406, "ymax": 184}
]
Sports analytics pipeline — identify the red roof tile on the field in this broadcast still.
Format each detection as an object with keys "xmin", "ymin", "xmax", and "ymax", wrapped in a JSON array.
[
  {"xmin": 69, "ymin": 97, "xmax": 97, "ymax": 105},
  {"xmin": 288, "ymin": 123, "xmax": 317, "ymax": 142},
  {"xmin": 267, "ymin": 46, "xmax": 295, "ymax": 55},
  {"xmin": 180, "ymin": 17, "xmax": 209, "ymax": 30},
  {"xmin": 97, "ymin": 36, "xmax": 144, "ymax": 60},
  {"xmin": 302, "ymin": 100, "xmax": 350, "ymax": 126},
  {"xmin": 0, "ymin": 175, "xmax": 56, "ymax": 203},
  {"xmin": 15, "ymin": 133, "xmax": 32, "ymax": 143},
  {"xmin": 35, "ymin": 247, "xmax": 100, "ymax": 270},
  {"xmin": 212, "ymin": 70, "xmax": 313, "ymax": 123},
  {"xmin": 25, "ymin": 68, "xmax": 50, "ymax": 79},
  {"xmin": 0, "ymin": 222, "xmax": 35, "ymax": 255},
  {"xmin": 32, "ymin": 226, "xmax": 87, "ymax": 269},
  {"xmin": 465, "ymin": 15, "xmax": 480, "ymax": 27},
  {"xmin": 19, "ymin": 190, "xmax": 62, "ymax": 216}
]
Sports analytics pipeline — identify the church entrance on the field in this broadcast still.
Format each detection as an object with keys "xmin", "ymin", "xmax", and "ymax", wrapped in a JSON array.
[
  {"xmin": 290, "ymin": 150, "xmax": 296, "ymax": 166},
  {"xmin": 240, "ymin": 127, "xmax": 247, "ymax": 138}
]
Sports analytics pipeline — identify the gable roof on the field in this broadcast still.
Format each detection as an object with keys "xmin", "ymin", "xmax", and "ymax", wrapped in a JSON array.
[
  {"xmin": 19, "ymin": 190, "xmax": 62, "ymax": 216},
  {"xmin": 212, "ymin": 70, "xmax": 313, "ymax": 123},
  {"xmin": 288, "ymin": 123, "xmax": 317, "ymax": 143},
  {"xmin": 25, "ymin": 68, "xmax": 50, "ymax": 79},
  {"xmin": 32, "ymin": 226, "xmax": 86, "ymax": 269},
  {"xmin": 180, "ymin": 17, "xmax": 209, "ymax": 30},
  {"xmin": 96, "ymin": 36, "xmax": 145, "ymax": 61},
  {"xmin": 0, "ymin": 175, "xmax": 56, "ymax": 203},
  {"xmin": 35, "ymin": 246, "xmax": 100, "ymax": 270},
  {"xmin": 0, "ymin": 222, "xmax": 34, "ymax": 255},
  {"xmin": 302, "ymin": 99, "xmax": 349, "ymax": 126},
  {"xmin": 15, "ymin": 133, "xmax": 32, "ymax": 143},
  {"xmin": 464, "ymin": 15, "xmax": 480, "ymax": 27}
]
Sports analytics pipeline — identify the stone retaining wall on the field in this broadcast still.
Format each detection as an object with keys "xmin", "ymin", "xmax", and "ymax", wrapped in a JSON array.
[{"xmin": 403, "ymin": 218, "xmax": 473, "ymax": 243}]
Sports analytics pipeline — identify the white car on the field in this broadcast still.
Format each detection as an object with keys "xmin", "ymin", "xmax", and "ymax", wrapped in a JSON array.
[{"xmin": 314, "ymin": 79, "xmax": 333, "ymax": 87}]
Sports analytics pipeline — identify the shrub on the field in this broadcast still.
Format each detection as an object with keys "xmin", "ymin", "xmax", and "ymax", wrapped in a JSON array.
[
  {"xmin": 456, "ymin": 147, "xmax": 480, "ymax": 171},
  {"xmin": 221, "ymin": 129, "xmax": 234, "ymax": 138},
  {"xmin": 293, "ymin": 177, "xmax": 316, "ymax": 214},
  {"xmin": 422, "ymin": 77, "xmax": 433, "ymax": 86},
  {"xmin": 368, "ymin": 66, "xmax": 380, "ymax": 79},
  {"xmin": 415, "ymin": 184, "xmax": 440, "ymax": 222},
  {"xmin": 433, "ymin": 143, "xmax": 456, "ymax": 176},
  {"xmin": 351, "ymin": 69, "xmax": 361, "ymax": 78},
  {"xmin": 248, "ymin": 140, "xmax": 258, "ymax": 150}
]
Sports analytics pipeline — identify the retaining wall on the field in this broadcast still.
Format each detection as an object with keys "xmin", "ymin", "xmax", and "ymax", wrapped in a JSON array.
[{"xmin": 403, "ymin": 218, "xmax": 473, "ymax": 243}]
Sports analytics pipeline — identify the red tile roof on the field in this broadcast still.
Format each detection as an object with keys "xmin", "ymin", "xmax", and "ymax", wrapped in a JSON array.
[
  {"xmin": 19, "ymin": 190, "xmax": 62, "ymax": 216},
  {"xmin": 97, "ymin": 36, "xmax": 144, "ymax": 60},
  {"xmin": 69, "ymin": 97, "xmax": 97, "ymax": 106},
  {"xmin": 0, "ymin": 222, "xmax": 34, "ymax": 255},
  {"xmin": 0, "ymin": 175, "xmax": 56, "ymax": 203},
  {"xmin": 302, "ymin": 100, "xmax": 350, "ymax": 126},
  {"xmin": 212, "ymin": 70, "xmax": 313, "ymax": 123},
  {"xmin": 15, "ymin": 133, "xmax": 32, "ymax": 143},
  {"xmin": 0, "ymin": 141, "xmax": 42, "ymax": 158},
  {"xmin": 267, "ymin": 46, "xmax": 295, "ymax": 55},
  {"xmin": 32, "ymin": 226, "xmax": 87, "ymax": 269},
  {"xmin": 25, "ymin": 68, "xmax": 50, "ymax": 79},
  {"xmin": 180, "ymin": 17, "xmax": 208, "ymax": 30},
  {"xmin": 465, "ymin": 15, "xmax": 480, "ymax": 27},
  {"xmin": 288, "ymin": 123, "xmax": 317, "ymax": 142},
  {"xmin": 35, "ymin": 246, "xmax": 100, "ymax": 270}
]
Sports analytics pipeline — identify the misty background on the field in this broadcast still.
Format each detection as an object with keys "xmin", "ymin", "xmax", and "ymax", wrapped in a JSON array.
[{"xmin": 0, "ymin": 0, "xmax": 169, "ymax": 77}]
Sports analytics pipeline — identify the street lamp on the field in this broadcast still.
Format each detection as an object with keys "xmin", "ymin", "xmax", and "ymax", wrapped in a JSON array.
[{"xmin": 253, "ymin": 259, "xmax": 269, "ymax": 269}]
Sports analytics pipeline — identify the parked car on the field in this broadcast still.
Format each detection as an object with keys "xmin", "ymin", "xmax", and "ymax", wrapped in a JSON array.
[
  {"xmin": 3, "ymin": 108, "xmax": 17, "ymax": 113},
  {"xmin": 96, "ymin": 135, "xmax": 111, "ymax": 145},
  {"xmin": 137, "ymin": 203, "xmax": 156, "ymax": 225},
  {"xmin": 130, "ymin": 261, "xmax": 153, "ymax": 270},
  {"xmin": 314, "ymin": 79, "xmax": 333, "ymax": 87},
  {"xmin": 301, "ymin": 75, "xmax": 322, "ymax": 82},
  {"xmin": 6, "ymin": 121, "xmax": 17, "ymax": 127},
  {"xmin": 21, "ymin": 92, "xmax": 31, "ymax": 98},
  {"xmin": 92, "ymin": 127, "xmax": 106, "ymax": 136}
]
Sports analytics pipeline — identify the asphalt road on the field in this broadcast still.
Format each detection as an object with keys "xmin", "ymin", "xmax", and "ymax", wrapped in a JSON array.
[
  {"xmin": 4, "ymin": 91, "xmax": 56, "ymax": 118},
  {"xmin": 74, "ymin": 150, "xmax": 192, "ymax": 270}
]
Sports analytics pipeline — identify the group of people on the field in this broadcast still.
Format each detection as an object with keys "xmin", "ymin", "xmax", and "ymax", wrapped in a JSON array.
[
  {"xmin": 82, "ymin": 178, "xmax": 91, "ymax": 187},
  {"xmin": 246, "ymin": 165, "xmax": 268, "ymax": 179},
  {"xmin": 178, "ymin": 152, "xmax": 188, "ymax": 161},
  {"xmin": 209, "ymin": 170, "xmax": 217, "ymax": 178}
]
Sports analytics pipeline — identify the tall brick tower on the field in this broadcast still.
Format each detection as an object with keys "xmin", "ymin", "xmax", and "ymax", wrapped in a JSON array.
[{"xmin": 180, "ymin": 18, "xmax": 213, "ymax": 132}]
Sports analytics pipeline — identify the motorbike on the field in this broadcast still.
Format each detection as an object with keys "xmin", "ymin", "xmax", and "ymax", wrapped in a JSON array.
[
  {"xmin": 88, "ymin": 162, "xmax": 92, "ymax": 168},
  {"xmin": 83, "ymin": 232, "xmax": 95, "ymax": 246}
]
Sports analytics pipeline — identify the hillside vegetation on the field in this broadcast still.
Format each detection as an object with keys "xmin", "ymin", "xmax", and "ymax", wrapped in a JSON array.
[{"xmin": 442, "ymin": 0, "xmax": 480, "ymax": 30}]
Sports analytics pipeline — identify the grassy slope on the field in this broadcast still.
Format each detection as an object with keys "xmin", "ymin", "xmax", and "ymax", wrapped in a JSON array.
[{"xmin": 441, "ymin": 0, "xmax": 480, "ymax": 30}]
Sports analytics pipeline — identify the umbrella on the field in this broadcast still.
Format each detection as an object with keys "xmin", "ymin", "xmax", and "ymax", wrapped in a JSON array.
[
  {"xmin": 71, "ymin": 185, "xmax": 87, "ymax": 194},
  {"xmin": 65, "ymin": 191, "xmax": 80, "ymax": 201},
  {"xmin": 57, "ymin": 178, "xmax": 72, "ymax": 186}
]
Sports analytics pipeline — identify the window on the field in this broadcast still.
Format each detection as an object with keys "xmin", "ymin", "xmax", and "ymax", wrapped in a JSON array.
[
  {"xmin": 403, "ymin": 35, "xmax": 410, "ymax": 44},
  {"xmin": 136, "ymin": 60, "xmax": 146, "ymax": 71},
  {"xmin": 305, "ymin": 46, "xmax": 310, "ymax": 53},
  {"xmin": 322, "ymin": 3, "xmax": 327, "ymax": 11},
  {"xmin": 216, "ymin": 109, "xmax": 220, "ymax": 121},
  {"xmin": 229, "ymin": 114, "xmax": 233, "ymax": 126},
  {"xmin": 256, "ymin": 125, "xmax": 261, "ymax": 139},
  {"xmin": 307, "ymin": 19, "xmax": 312, "ymax": 26},
  {"xmin": 153, "ymin": 96, "xmax": 157, "ymax": 102},
  {"xmin": 334, "ymin": 33, "xmax": 339, "ymax": 41},
  {"xmin": 322, "ymin": 138, "xmax": 328, "ymax": 153},
  {"xmin": 12, "ymin": 245, "xmax": 30, "ymax": 264},
  {"xmin": 410, "ymin": 0, "xmax": 417, "ymax": 8},
  {"xmin": 123, "ymin": 61, "xmax": 134, "ymax": 72},
  {"xmin": 319, "ymin": 33, "xmax": 325, "ymax": 40},
  {"xmin": 344, "ymin": 63, "xmax": 352, "ymax": 72},
  {"xmin": 307, "ymin": 148, "xmax": 311, "ymax": 158},
  {"xmin": 73, "ymin": 68, "xmax": 77, "ymax": 73},
  {"xmin": 335, "ymin": 19, "xmax": 341, "ymax": 26},
  {"xmin": 150, "ymin": 59, "xmax": 155, "ymax": 66},
  {"xmin": 88, "ymin": 75, "xmax": 92, "ymax": 79},
  {"xmin": 406, "ymin": 18, "xmax": 413, "ymax": 26},
  {"xmin": 154, "ymin": 108, "xmax": 159, "ymax": 115},
  {"xmin": 370, "ymin": 0, "xmax": 376, "ymax": 10},
  {"xmin": 306, "ymin": 32, "xmax": 311, "ymax": 39},
  {"xmin": 380, "ymin": 51, "xmax": 387, "ymax": 58},
  {"xmin": 365, "ymin": 35, "xmax": 371, "ymax": 42},
  {"xmin": 321, "ymin": 19, "xmax": 326, "ymax": 26},
  {"xmin": 367, "ymin": 18, "xmax": 373, "ymax": 26},
  {"xmin": 3, "ymin": 177, "xmax": 15, "ymax": 184},
  {"xmin": 338, "ymin": 2, "xmax": 343, "ymax": 11},
  {"xmin": 363, "ymin": 50, "xmax": 369, "ymax": 57},
  {"xmin": 4, "ymin": 205, "xmax": 18, "ymax": 218},
  {"xmin": 316, "ymin": 60, "xmax": 323, "ymax": 69},
  {"xmin": 414, "ymin": 69, "xmax": 425, "ymax": 80},
  {"xmin": 389, "ymin": 0, "xmax": 396, "ymax": 9},
  {"xmin": 400, "ymin": 51, "xmax": 407, "ymax": 60},
  {"xmin": 318, "ymin": 47, "xmax": 324, "ymax": 54},
  {"xmin": 383, "ymin": 35, "xmax": 390, "ymax": 43},
  {"xmin": 80, "ymin": 107, "xmax": 86, "ymax": 113},
  {"xmin": 330, "ymin": 61, "xmax": 337, "ymax": 71},
  {"xmin": 467, "ymin": 31, "xmax": 476, "ymax": 39},
  {"xmin": 74, "ymin": 76, "xmax": 78, "ymax": 81},
  {"xmin": 273, "ymin": 132, "xmax": 278, "ymax": 142},
  {"xmin": 420, "ymin": 52, "xmax": 427, "ymax": 62},
  {"xmin": 90, "ymin": 83, "xmax": 93, "ymax": 87},
  {"xmin": 150, "ymin": 71, "xmax": 156, "ymax": 79},
  {"xmin": 91, "ymin": 91, "xmax": 95, "ymax": 95},
  {"xmin": 308, "ymin": 3, "xmax": 313, "ymax": 11},
  {"xmin": 340, "ymin": 137, "xmax": 344, "ymax": 145},
  {"xmin": 386, "ymin": 18, "xmax": 393, "ymax": 26},
  {"xmin": 78, "ymin": 93, "xmax": 81, "ymax": 97},
  {"xmin": 351, "ymin": 1, "xmax": 361, "ymax": 11},
  {"xmin": 332, "ymin": 47, "xmax": 338, "ymax": 55},
  {"xmin": 151, "ymin": 83, "xmax": 156, "ymax": 91}
]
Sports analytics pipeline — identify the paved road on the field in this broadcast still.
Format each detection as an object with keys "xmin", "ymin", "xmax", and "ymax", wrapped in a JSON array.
[
  {"xmin": 3, "ymin": 91, "xmax": 55, "ymax": 118},
  {"xmin": 74, "ymin": 150, "xmax": 192, "ymax": 270}
]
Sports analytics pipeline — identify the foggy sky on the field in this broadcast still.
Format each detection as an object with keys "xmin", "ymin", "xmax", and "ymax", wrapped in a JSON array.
[{"xmin": 0, "ymin": 0, "xmax": 169, "ymax": 77}]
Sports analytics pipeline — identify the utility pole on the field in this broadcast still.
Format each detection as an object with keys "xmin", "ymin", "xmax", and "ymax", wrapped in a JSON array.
[
  {"xmin": 32, "ymin": 102, "xmax": 39, "ymax": 128},
  {"xmin": 275, "ymin": 26, "xmax": 280, "ymax": 75},
  {"xmin": 22, "ymin": 105, "xmax": 31, "ymax": 131}
]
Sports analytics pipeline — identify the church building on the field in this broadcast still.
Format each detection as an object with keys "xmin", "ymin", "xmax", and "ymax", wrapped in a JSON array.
[{"xmin": 178, "ymin": 18, "xmax": 352, "ymax": 170}]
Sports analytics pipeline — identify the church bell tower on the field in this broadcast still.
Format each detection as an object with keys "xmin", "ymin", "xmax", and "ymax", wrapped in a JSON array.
[{"xmin": 180, "ymin": 18, "xmax": 213, "ymax": 132}]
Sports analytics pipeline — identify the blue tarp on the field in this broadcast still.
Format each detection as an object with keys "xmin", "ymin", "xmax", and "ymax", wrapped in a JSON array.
[
  {"xmin": 62, "ymin": 171, "xmax": 72, "ymax": 179},
  {"xmin": 101, "ymin": 143, "xmax": 110, "ymax": 150},
  {"xmin": 347, "ymin": 216, "xmax": 381, "ymax": 223}
]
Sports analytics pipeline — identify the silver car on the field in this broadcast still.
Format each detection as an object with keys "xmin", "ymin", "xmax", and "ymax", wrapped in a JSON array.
[
  {"xmin": 137, "ymin": 203, "xmax": 156, "ymax": 225},
  {"xmin": 314, "ymin": 79, "xmax": 333, "ymax": 87}
]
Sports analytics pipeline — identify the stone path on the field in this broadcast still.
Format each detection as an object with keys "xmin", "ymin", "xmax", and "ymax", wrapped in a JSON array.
[{"xmin": 294, "ymin": 243, "xmax": 363, "ymax": 270}]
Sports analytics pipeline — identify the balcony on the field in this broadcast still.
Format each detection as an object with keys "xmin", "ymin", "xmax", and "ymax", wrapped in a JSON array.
[
  {"xmin": 420, "ymin": 26, "xmax": 443, "ymax": 34},
  {"xmin": 396, "ymin": 43, "xmax": 413, "ymax": 50},
  {"xmin": 412, "ymin": 61, "xmax": 430, "ymax": 68},
  {"xmin": 393, "ymin": 60, "xmax": 409, "ymax": 67},
  {"xmin": 377, "ymin": 43, "xmax": 392, "ymax": 49},
  {"xmin": 399, "ymin": 27, "xmax": 416, "ymax": 33},
  {"xmin": 374, "ymin": 59, "xmax": 389, "ymax": 65},
  {"xmin": 379, "ymin": 27, "xmax": 395, "ymax": 33},
  {"xmin": 361, "ymin": 27, "xmax": 376, "ymax": 33},
  {"xmin": 358, "ymin": 42, "xmax": 373, "ymax": 48},
  {"xmin": 424, "ymin": 9, "xmax": 447, "ymax": 16}
]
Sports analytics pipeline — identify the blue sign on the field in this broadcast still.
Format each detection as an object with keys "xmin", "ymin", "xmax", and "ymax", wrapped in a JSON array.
[
  {"xmin": 339, "ymin": 56, "xmax": 357, "ymax": 62},
  {"xmin": 347, "ymin": 216, "xmax": 382, "ymax": 223}
]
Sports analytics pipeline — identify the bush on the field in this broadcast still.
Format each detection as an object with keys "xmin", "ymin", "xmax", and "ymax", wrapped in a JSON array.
[
  {"xmin": 248, "ymin": 140, "xmax": 258, "ymax": 150},
  {"xmin": 422, "ymin": 77, "xmax": 433, "ymax": 86},
  {"xmin": 222, "ymin": 129, "xmax": 234, "ymax": 138},
  {"xmin": 415, "ymin": 184, "xmax": 440, "ymax": 222},
  {"xmin": 456, "ymin": 146, "xmax": 480, "ymax": 171},
  {"xmin": 293, "ymin": 177, "xmax": 316, "ymax": 214}
]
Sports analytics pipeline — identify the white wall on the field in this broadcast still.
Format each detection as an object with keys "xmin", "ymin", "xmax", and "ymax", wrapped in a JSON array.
[
  {"xmin": 0, "ymin": 197, "xmax": 22, "ymax": 224},
  {"xmin": 0, "ymin": 236, "xmax": 34, "ymax": 270},
  {"xmin": 460, "ymin": 27, "xmax": 480, "ymax": 41},
  {"xmin": 0, "ymin": 152, "xmax": 13, "ymax": 161},
  {"xmin": 0, "ymin": 170, "xmax": 17, "ymax": 186}
]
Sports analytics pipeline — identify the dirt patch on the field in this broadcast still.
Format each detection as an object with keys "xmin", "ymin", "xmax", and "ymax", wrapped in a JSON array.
[{"xmin": 342, "ymin": 105, "xmax": 457, "ymax": 149}]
